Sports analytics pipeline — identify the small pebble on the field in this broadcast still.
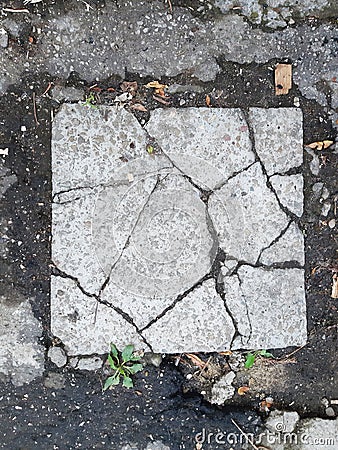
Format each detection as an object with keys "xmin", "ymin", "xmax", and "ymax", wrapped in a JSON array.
[
  {"xmin": 325, "ymin": 407, "xmax": 336, "ymax": 417},
  {"xmin": 328, "ymin": 219, "xmax": 335, "ymax": 228}
]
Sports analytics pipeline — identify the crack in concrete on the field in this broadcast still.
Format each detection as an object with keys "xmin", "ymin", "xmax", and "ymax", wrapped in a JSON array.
[
  {"xmin": 51, "ymin": 264, "xmax": 153, "ymax": 350},
  {"xmin": 52, "ymin": 166, "xmax": 173, "ymax": 204},
  {"xmin": 241, "ymin": 108, "xmax": 301, "ymax": 222},
  {"xmin": 255, "ymin": 219, "xmax": 293, "ymax": 265},
  {"xmin": 98, "ymin": 174, "xmax": 163, "ymax": 296},
  {"xmin": 139, "ymin": 273, "xmax": 214, "ymax": 333}
]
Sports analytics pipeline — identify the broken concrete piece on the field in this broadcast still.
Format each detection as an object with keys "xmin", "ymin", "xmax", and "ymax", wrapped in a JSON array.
[
  {"xmin": 249, "ymin": 108, "xmax": 303, "ymax": 175},
  {"xmin": 209, "ymin": 371, "xmax": 236, "ymax": 405},
  {"xmin": 142, "ymin": 279, "xmax": 235, "ymax": 353},
  {"xmin": 77, "ymin": 356, "xmax": 102, "ymax": 371},
  {"xmin": 270, "ymin": 173, "xmax": 304, "ymax": 216},
  {"xmin": 265, "ymin": 410, "xmax": 300, "ymax": 434},
  {"xmin": 0, "ymin": 292, "xmax": 44, "ymax": 386},
  {"xmin": 0, "ymin": 28, "xmax": 8, "ymax": 48},
  {"xmin": 48, "ymin": 346, "xmax": 67, "ymax": 368},
  {"xmin": 259, "ymin": 222, "xmax": 305, "ymax": 266},
  {"xmin": 226, "ymin": 266, "xmax": 306, "ymax": 349},
  {"xmin": 209, "ymin": 162, "xmax": 289, "ymax": 264}
]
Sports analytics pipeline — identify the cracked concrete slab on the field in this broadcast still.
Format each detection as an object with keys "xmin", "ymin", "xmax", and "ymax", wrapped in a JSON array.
[{"xmin": 51, "ymin": 105, "xmax": 306, "ymax": 355}]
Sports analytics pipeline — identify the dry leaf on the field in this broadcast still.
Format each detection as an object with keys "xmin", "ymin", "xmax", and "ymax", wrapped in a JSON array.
[
  {"xmin": 219, "ymin": 350, "xmax": 232, "ymax": 356},
  {"xmin": 107, "ymin": 87, "xmax": 115, "ymax": 92},
  {"xmin": 185, "ymin": 353, "xmax": 205, "ymax": 369},
  {"xmin": 306, "ymin": 140, "xmax": 334, "ymax": 150},
  {"xmin": 237, "ymin": 386, "xmax": 250, "ymax": 396},
  {"xmin": 153, "ymin": 94, "xmax": 170, "ymax": 106},
  {"xmin": 206, "ymin": 95, "xmax": 211, "ymax": 106},
  {"xmin": 131, "ymin": 103, "xmax": 147, "ymax": 112},
  {"xmin": 145, "ymin": 80, "xmax": 168, "ymax": 90},
  {"xmin": 331, "ymin": 273, "xmax": 338, "ymax": 299}
]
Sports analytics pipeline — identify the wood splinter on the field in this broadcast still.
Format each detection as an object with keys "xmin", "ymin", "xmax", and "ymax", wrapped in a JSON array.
[{"xmin": 275, "ymin": 63, "xmax": 292, "ymax": 95}]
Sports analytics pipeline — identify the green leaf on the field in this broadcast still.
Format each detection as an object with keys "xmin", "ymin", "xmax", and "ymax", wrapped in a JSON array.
[
  {"xmin": 122, "ymin": 345, "xmax": 134, "ymax": 363},
  {"xmin": 258, "ymin": 350, "xmax": 274, "ymax": 359},
  {"xmin": 129, "ymin": 355, "xmax": 141, "ymax": 362},
  {"xmin": 110, "ymin": 343, "xmax": 119, "ymax": 360},
  {"xmin": 244, "ymin": 353, "xmax": 256, "ymax": 369},
  {"xmin": 127, "ymin": 363, "xmax": 143, "ymax": 374},
  {"xmin": 103, "ymin": 375, "xmax": 120, "ymax": 391},
  {"xmin": 147, "ymin": 145, "xmax": 154, "ymax": 154},
  {"xmin": 123, "ymin": 376, "xmax": 133, "ymax": 388},
  {"xmin": 107, "ymin": 354, "xmax": 118, "ymax": 370}
]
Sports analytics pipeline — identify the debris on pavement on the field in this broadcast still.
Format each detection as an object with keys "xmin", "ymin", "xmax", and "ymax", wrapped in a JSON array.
[{"xmin": 275, "ymin": 63, "xmax": 292, "ymax": 95}]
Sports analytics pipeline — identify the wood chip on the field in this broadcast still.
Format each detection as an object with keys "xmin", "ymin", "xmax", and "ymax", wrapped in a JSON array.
[
  {"xmin": 331, "ymin": 273, "xmax": 338, "ymax": 299},
  {"xmin": 275, "ymin": 63, "xmax": 292, "ymax": 95},
  {"xmin": 131, "ymin": 103, "xmax": 147, "ymax": 112}
]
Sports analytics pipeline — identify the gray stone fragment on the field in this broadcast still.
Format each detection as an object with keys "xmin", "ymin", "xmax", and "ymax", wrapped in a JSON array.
[
  {"xmin": 209, "ymin": 162, "xmax": 289, "ymax": 264},
  {"xmin": 52, "ymin": 85, "xmax": 84, "ymax": 102},
  {"xmin": 0, "ymin": 160, "xmax": 17, "ymax": 196},
  {"xmin": 265, "ymin": 410, "xmax": 300, "ymax": 434},
  {"xmin": 146, "ymin": 108, "xmax": 254, "ymax": 190},
  {"xmin": 44, "ymin": 372, "xmax": 65, "ymax": 390},
  {"xmin": 0, "ymin": 292, "xmax": 44, "ymax": 386},
  {"xmin": 209, "ymin": 371, "xmax": 236, "ymax": 405},
  {"xmin": 142, "ymin": 353, "xmax": 163, "ymax": 368},
  {"xmin": 142, "ymin": 279, "xmax": 235, "ymax": 353},
  {"xmin": 77, "ymin": 356, "xmax": 102, "ymax": 371},
  {"xmin": 48, "ymin": 346, "xmax": 67, "ymax": 368},
  {"xmin": 321, "ymin": 202, "xmax": 331, "ymax": 217},
  {"xmin": 51, "ymin": 276, "xmax": 148, "ymax": 356},
  {"xmin": 0, "ymin": 28, "xmax": 8, "ymax": 48},
  {"xmin": 270, "ymin": 174, "xmax": 304, "ymax": 217},
  {"xmin": 325, "ymin": 407, "xmax": 336, "ymax": 417},
  {"xmin": 249, "ymin": 108, "xmax": 303, "ymax": 175},
  {"xmin": 227, "ymin": 266, "xmax": 306, "ymax": 349},
  {"xmin": 305, "ymin": 148, "xmax": 320, "ymax": 175},
  {"xmin": 260, "ymin": 222, "xmax": 305, "ymax": 266}
]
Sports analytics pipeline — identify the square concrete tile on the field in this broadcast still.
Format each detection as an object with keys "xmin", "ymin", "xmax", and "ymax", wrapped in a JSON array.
[{"xmin": 51, "ymin": 105, "xmax": 306, "ymax": 355}]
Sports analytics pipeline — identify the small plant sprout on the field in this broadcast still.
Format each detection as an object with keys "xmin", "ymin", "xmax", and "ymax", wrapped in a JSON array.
[
  {"xmin": 82, "ymin": 92, "xmax": 98, "ymax": 109},
  {"xmin": 103, "ymin": 343, "xmax": 143, "ymax": 390},
  {"xmin": 244, "ymin": 349, "xmax": 275, "ymax": 369}
]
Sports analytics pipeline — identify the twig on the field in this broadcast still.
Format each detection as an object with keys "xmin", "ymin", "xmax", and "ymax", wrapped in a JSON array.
[
  {"xmin": 167, "ymin": 0, "xmax": 173, "ymax": 14},
  {"xmin": 3, "ymin": 8, "xmax": 30, "ymax": 13},
  {"xmin": 231, "ymin": 419, "xmax": 259, "ymax": 450},
  {"xmin": 41, "ymin": 82, "xmax": 52, "ymax": 97},
  {"xmin": 32, "ymin": 92, "xmax": 40, "ymax": 126}
]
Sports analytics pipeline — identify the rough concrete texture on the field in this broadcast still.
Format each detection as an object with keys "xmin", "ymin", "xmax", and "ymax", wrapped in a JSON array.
[
  {"xmin": 209, "ymin": 371, "xmax": 236, "ymax": 405},
  {"xmin": 142, "ymin": 279, "xmax": 235, "ymax": 353},
  {"xmin": 0, "ymin": 292, "xmax": 44, "ymax": 386},
  {"xmin": 265, "ymin": 410, "xmax": 300, "ymax": 434},
  {"xmin": 270, "ymin": 174, "xmax": 304, "ymax": 216},
  {"xmin": 47, "ymin": 346, "xmax": 67, "ymax": 368},
  {"xmin": 0, "ymin": 1, "xmax": 337, "ymax": 107},
  {"xmin": 52, "ymin": 105, "xmax": 305, "ymax": 355},
  {"xmin": 51, "ymin": 276, "xmax": 148, "ymax": 356}
]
